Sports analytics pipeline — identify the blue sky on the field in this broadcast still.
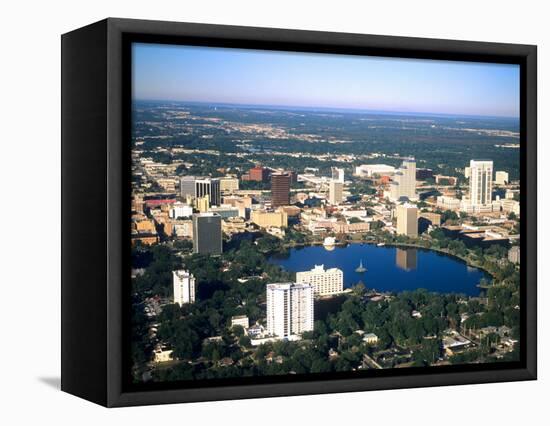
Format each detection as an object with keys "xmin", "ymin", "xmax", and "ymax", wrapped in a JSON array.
[{"xmin": 132, "ymin": 43, "xmax": 520, "ymax": 118}]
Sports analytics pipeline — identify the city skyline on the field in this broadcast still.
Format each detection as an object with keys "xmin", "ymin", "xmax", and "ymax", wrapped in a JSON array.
[
  {"xmin": 132, "ymin": 43, "xmax": 520, "ymax": 118},
  {"xmin": 130, "ymin": 100, "xmax": 521, "ymax": 383}
]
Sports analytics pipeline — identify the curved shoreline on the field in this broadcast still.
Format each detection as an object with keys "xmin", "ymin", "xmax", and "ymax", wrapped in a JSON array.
[{"xmin": 276, "ymin": 238, "xmax": 495, "ymax": 283}]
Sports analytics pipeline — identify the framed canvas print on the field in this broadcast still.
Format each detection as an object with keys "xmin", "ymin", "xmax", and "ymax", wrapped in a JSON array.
[{"xmin": 61, "ymin": 18, "xmax": 537, "ymax": 407}]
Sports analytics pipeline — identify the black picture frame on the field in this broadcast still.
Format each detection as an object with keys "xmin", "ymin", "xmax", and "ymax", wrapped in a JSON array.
[{"xmin": 61, "ymin": 17, "xmax": 537, "ymax": 407}]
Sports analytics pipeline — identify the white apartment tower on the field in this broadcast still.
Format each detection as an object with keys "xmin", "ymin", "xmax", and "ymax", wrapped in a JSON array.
[
  {"xmin": 469, "ymin": 160, "xmax": 493, "ymax": 206},
  {"xmin": 266, "ymin": 283, "xmax": 314, "ymax": 338},
  {"xmin": 328, "ymin": 180, "xmax": 344, "ymax": 205},
  {"xmin": 390, "ymin": 158, "xmax": 417, "ymax": 201},
  {"xmin": 296, "ymin": 264, "xmax": 344, "ymax": 296},
  {"xmin": 396, "ymin": 203, "xmax": 418, "ymax": 237},
  {"xmin": 172, "ymin": 270, "xmax": 196, "ymax": 305}
]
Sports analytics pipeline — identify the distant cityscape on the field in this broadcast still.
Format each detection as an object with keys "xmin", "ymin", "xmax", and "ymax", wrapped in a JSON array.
[{"xmin": 130, "ymin": 100, "xmax": 520, "ymax": 383}]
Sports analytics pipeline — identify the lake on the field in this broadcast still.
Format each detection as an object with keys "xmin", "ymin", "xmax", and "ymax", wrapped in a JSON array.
[{"xmin": 269, "ymin": 244, "xmax": 490, "ymax": 296}]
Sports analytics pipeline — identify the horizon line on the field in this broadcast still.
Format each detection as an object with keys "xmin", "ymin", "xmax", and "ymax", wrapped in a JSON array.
[{"xmin": 133, "ymin": 98, "xmax": 520, "ymax": 120}]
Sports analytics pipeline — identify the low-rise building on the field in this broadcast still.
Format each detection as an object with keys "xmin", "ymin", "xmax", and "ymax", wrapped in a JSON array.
[
  {"xmin": 250, "ymin": 209, "xmax": 288, "ymax": 228},
  {"xmin": 436, "ymin": 195, "xmax": 461, "ymax": 210},
  {"xmin": 170, "ymin": 201, "xmax": 193, "ymax": 219},
  {"xmin": 442, "ymin": 331, "xmax": 472, "ymax": 355},
  {"xmin": 500, "ymin": 198, "xmax": 520, "ymax": 215},
  {"xmin": 219, "ymin": 176, "xmax": 239, "ymax": 193},
  {"xmin": 172, "ymin": 219, "xmax": 193, "ymax": 238},
  {"xmin": 332, "ymin": 221, "xmax": 370, "ymax": 234},
  {"xmin": 355, "ymin": 164, "xmax": 395, "ymax": 177},
  {"xmin": 153, "ymin": 347, "xmax": 173, "ymax": 363},
  {"xmin": 418, "ymin": 211, "xmax": 441, "ymax": 233},
  {"xmin": 222, "ymin": 217, "xmax": 247, "ymax": 235},
  {"xmin": 495, "ymin": 171, "xmax": 509, "ymax": 185},
  {"xmin": 363, "ymin": 333, "xmax": 379, "ymax": 345},
  {"xmin": 230, "ymin": 315, "xmax": 249, "ymax": 329},
  {"xmin": 296, "ymin": 264, "xmax": 344, "ymax": 296}
]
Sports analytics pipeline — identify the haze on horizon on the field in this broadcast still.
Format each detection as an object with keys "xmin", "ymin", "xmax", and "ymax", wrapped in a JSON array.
[{"xmin": 132, "ymin": 43, "xmax": 520, "ymax": 119}]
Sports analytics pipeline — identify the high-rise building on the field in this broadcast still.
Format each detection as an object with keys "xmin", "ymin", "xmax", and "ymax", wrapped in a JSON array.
[
  {"xmin": 180, "ymin": 176, "xmax": 196, "ymax": 199},
  {"xmin": 194, "ymin": 195, "xmax": 210, "ymax": 213},
  {"xmin": 390, "ymin": 158, "xmax": 417, "ymax": 201},
  {"xmin": 271, "ymin": 173, "xmax": 291, "ymax": 207},
  {"xmin": 266, "ymin": 283, "xmax": 314, "ymax": 338},
  {"xmin": 331, "ymin": 167, "xmax": 345, "ymax": 183},
  {"xmin": 296, "ymin": 265, "xmax": 343, "ymax": 296},
  {"xmin": 396, "ymin": 203, "xmax": 418, "ymax": 237},
  {"xmin": 495, "ymin": 171, "xmax": 509, "ymax": 186},
  {"xmin": 249, "ymin": 166, "xmax": 271, "ymax": 182},
  {"xmin": 195, "ymin": 178, "xmax": 221, "ymax": 207},
  {"xmin": 469, "ymin": 160, "xmax": 493, "ymax": 206},
  {"xmin": 173, "ymin": 270, "xmax": 196, "ymax": 305},
  {"xmin": 192, "ymin": 213, "xmax": 222, "ymax": 255},
  {"xmin": 328, "ymin": 180, "xmax": 344, "ymax": 205}
]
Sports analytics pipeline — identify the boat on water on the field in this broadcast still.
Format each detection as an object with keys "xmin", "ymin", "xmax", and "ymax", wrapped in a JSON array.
[
  {"xmin": 377, "ymin": 242, "xmax": 385, "ymax": 247},
  {"xmin": 355, "ymin": 259, "xmax": 367, "ymax": 273}
]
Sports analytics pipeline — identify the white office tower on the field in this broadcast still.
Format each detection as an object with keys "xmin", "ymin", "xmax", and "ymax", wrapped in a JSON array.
[
  {"xmin": 296, "ymin": 264, "xmax": 344, "ymax": 296},
  {"xmin": 469, "ymin": 160, "xmax": 493, "ymax": 206},
  {"xmin": 390, "ymin": 158, "xmax": 417, "ymax": 201},
  {"xmin": 173, "ymin": 270, "xmax": 196, "ymax": 305},
  {"xmin": 195, "ymin": 178, "xmax": 221, "ymax": 207},
  {"xmin": 328, "ymin": 180, "xmax": 344, "ymax": 205},
  {"xmin": 331, "ymin": 167, "xmax": 345, "ymax": 183},
  {"xmin": 266, "ymin": 283, "xmax": 314, "ymax": 338},
  {"xmin": 396, "ymin": 203, "xmax": 418, "ymax": 237}
]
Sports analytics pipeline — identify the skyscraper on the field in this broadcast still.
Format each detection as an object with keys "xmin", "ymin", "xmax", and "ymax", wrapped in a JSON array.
[
  {"xmin": 192, "ymin": 212, "xmax": 222, "ymax": 255},
  {"xmin": 331, "ymin": 167, "xmax": 345, "ymax": 183},
  {"xmin": 296, "ymin": 264, "xmax": 343, "ymax": 296},
  {"xmin": 195, "ymin": 178, "xmax": 221, "ymax": 207},
  {"xmin": 180, "ymin": 176, "xmax": 197, "ymax": 199},
  {"xmin": 172, "ymin": 270, "xmax": 196, "ymax": 305},
  {"xmin": 271, "ymin": 172, "xmax": 291, "ymax": 207},
  {"xmin": 266, "ymin": 282, "xmax": 314, "ymax": 338},
  {"xmin": 248, "ymin": 166, "xmax": 271, "ymax": 182},
  {"xmin": 390, "ymin": 158, "xmax": 417, "ymax": 201},
  {"xmin": 469, "ymin": 160, "xmax": 493, "ymax": 206},
  {"xmin": 396, "ymin": 203, "xmax": 418, "ymax": 237},
  {"xmin": 328, "ymin": 180, "xmax": 344, "ymax": 205}
]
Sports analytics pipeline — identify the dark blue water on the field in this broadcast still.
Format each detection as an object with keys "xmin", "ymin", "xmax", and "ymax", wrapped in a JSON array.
[{"xmin": 269, "ymin": 244, "xmax": 490, "ymax": 296}]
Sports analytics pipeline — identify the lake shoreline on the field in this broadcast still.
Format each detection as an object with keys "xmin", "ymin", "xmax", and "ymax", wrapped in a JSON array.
[
  {"xmin": 277, "ymin": 238, "xmax": 495, "ymax": 282},
  {"xmin": 270, "ymin": 238, "xmax": 491, "ymax": 297}
]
